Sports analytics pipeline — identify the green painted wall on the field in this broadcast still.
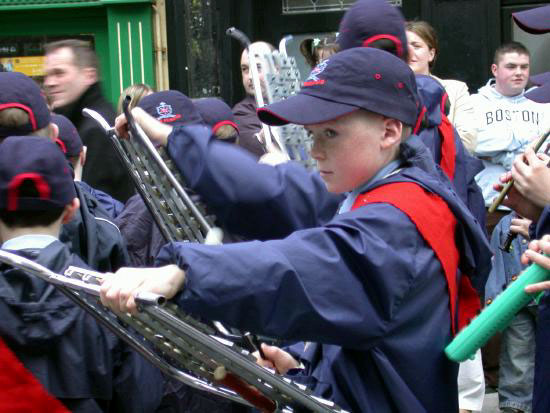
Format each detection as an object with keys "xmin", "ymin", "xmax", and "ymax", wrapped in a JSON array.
[{"xmin": 0, "ymin": 0, "xmax": 154, "ymax": 106}]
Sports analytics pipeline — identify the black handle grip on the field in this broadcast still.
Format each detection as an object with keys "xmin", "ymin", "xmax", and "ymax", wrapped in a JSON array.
[
  {"xmin": 226, "ymin": 27, "xmax": 251, "ymax": 48},
  {"xmin": 499, "ymin": 231, "xmax": 518, "ymax": 253}
]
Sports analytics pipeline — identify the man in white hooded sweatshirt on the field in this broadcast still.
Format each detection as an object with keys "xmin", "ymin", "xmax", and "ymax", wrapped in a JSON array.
[
  {"xmin": 473, "ymin": 41, "xmax": 549, "ymax": 227},
  {"xmin": 473, "ymin": 41, "xmax": 550, "ymax": 413}
]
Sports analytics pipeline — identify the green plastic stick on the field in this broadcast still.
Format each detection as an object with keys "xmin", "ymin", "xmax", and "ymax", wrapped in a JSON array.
[{"xmin": 445, "ymin": 260, "xmax": 550, "ymax": 362}]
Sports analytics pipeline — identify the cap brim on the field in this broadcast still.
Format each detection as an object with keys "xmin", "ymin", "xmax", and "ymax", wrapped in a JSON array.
[
  {"xmin": 512, "ymin": 6, "xmax": 550, "ymax": 34},
  {"xmin": 525, "ymin": 83, "xmax": 550, "ymax": 104},
  {"xmin": 530, "ymin": 71, "xmax": 550, "ymax": 86},
  {"xmin": 257, "ymin": 93, "xmax": 358, "ymax": 126}
]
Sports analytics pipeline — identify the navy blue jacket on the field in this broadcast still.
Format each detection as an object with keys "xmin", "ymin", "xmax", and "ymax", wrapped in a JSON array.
[
  {"xmin": 115, "ymin": 194, "xmax": 167, "ymax": 267},
  {"xmin": 0, "ymin": 240, "xmax": 162, "ymax": 412},
  {"xmin": 77, "ymin": 181, "xmax": 124, "ymax": 219},
  {"xmin": 60, "ymin": 182, "xmax": 130, "ymax": 272},
  {"xmin": 154, "ymin": 125, "xmax": 491, "ymax": 412},
  {"xmin": 485, "ymin": 213, "xmax": 529, "ymax": 304},
  {"xmin": 416, "ymin": 75, "xmax": 487, "ymax": 234}
]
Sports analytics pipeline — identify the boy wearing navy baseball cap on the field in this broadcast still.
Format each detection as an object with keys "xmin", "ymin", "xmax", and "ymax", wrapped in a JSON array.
[
  {"xmin": 193, "ymin": 97, "xmax": 240, "ymax": 144},
  {"xmin": 51, "ymin": 113, "xmax": 124, "ymax": 219},
  {"xmin": 103, "ymin": 47, "xmax": 490, "ymax": 412},
  {"xmin": 336, "ymin": 0, "xmax": 488, "ymax": 242},
  {"xmin": 0, "ymin": 72, "xmax": 128, "ymax": 269},
  {"xmin": 0, "ymin": 136, "xmax": 163, "ymax": 412},
  {"xmin": 0, "ymin": 72, "xmax": 53, "ymax": 141},
  {"xmin": 114, "ymin": 90, "xmax": 205, "ymax": 267},
  {"xmin": 0, "ymin": 136, "xmax": 79, "ymax": 230}
]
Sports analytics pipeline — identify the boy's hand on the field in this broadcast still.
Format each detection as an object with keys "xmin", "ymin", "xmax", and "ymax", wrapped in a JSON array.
[
  {"xmin": 510, "ymin": 217, "xmax": 531, "ymax": 240},
  {"xmin": 100, "ymin": 265, "xmax": 186, "ymax": 314},
  {"xmin": 512, "ymin": 148, "xmax": 550, "ymax": 208},
  {"xmin": 114, "ymin": 112, "xmax": 130, "ymax": 139},
  {"xmin": 522, "ymin": 235, "xmax": 550, "ymax": 293},
  {"xmin": 493, "ymin": 173, "xmax": 542, "ymax": 221},
  {"xmin": 255, "ymin": 344, "xmax": 300, "ymax": 375},
  {"xmin": 114, "ymin": 107, "xmax": 172, "ymax": 147}
]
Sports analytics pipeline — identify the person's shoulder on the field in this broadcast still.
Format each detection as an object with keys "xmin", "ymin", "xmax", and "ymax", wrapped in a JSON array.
[
  {"xmin": 437, "ymin": 78, "xmax": 467, "ymax": 88},
  {"xmin": 79, "ymin": 84, "xmax": 116, "ymax": 121},
  {"xmin": 232, "ymin": 96, "xmax": 256, "ymax": 114},
  {"xmin": 439, "ymin": 78, "xmax": 470, "ymax": 95}
]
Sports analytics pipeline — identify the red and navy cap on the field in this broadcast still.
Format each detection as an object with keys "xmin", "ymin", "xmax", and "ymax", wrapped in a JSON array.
[
  {"xmin": 513, "ymin": 5, "xmax": 550, "ymax": 34},
  {"xmin": 51, "ymin": 113, "xmax": 83, "ymax": 158},
  {"xmin": 258, "ymin": 47, "xmax": 419, "ymax": 127},
  {"xmin": 337, "ymin": 0, "xmax": 408, "ymax": 61},
  {"xmin": 0, "ymin": 136, "xmax": 76, "ymax": 211},
  {"xmin": 193, "ymin": 98, "xmax": 239, "ymax": 135},
  {"xmin": 0, "ymin": 72, "xmax": 51, "ymax": 138},
  {"xmin": 138, "ymin": 90, "xmax": 203, "ymax": 126}
]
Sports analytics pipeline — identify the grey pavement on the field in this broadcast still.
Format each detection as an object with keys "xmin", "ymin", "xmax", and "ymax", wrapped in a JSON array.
[{"xmin": 481, "ymin": 392, "xmax": 499, "ymax": 413}]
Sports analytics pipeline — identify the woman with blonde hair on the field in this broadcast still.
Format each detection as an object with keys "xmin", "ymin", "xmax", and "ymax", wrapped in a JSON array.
[
  {"xmin": 117, "ymin": 83, "xmax": 154, "ymax": 115},
  {"xmin": 406, "ymin": 20, "xmax": 477, "ymax": 153}
]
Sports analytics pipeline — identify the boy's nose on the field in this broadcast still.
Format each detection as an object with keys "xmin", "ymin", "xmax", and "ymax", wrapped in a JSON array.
[{"xmin": 310, "ymin": 140, "xmax": 325, "ymax": 160}]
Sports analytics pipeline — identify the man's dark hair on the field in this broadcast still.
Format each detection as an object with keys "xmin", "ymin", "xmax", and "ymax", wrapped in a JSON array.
[
  {"xmin": 45, "ymin": 39, "xmax": 99, "ymax": 71},
  {"xmin": 0, "ymin": 180, "xmax": 65, "ymax": 229},
  {"xmin": 493, "ymin": 41, "xmax": 530, "ymax": 64}
]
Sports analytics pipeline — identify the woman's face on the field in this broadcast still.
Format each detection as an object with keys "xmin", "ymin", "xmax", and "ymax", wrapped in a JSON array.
[{"xmin": 406, "ymin": 31, "xmax": 435, "ymax": 75}]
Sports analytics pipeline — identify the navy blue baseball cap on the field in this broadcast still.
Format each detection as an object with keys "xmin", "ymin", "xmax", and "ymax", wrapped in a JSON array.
[
  {"xmin": 0, "ymin": 72, "xmax": 51, "ymax": 138},
  {"xmin": 513, "ymin": 5, "xmax": 550, "ymax": 34},
  {"xmin": 138, "ymin": 90, "xmax": 203, "ymax": 126},
  {"xmin": 0, "ymin": 136, "xmax": 76, "ymax": 211},
  {"xmin": 525, "ymin": 83, "xmax": 550, "ymax": 104},
  {"xmin": 193, "ymin": 97, "xmax": 239, "ymax": 134},
  {"xmin": 337, "ymin": 0, "xmax": 408, "ymax": 61},
  {"xmin": 51, "ymin": 113, "xmax": 83, "ymax": 157},
  {"xmin": 258, "ymin": 47, "xmax": 420, "ymax": 127},
  {"xmin": 530, "ymin": 72, "xmax": 550, "ymax": 86}
]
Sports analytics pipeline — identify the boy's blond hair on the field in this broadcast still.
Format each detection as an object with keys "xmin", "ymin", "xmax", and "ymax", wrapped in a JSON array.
[{"xmin": 0, "ymin": 107, "xmax": 52, "ymax": 139}]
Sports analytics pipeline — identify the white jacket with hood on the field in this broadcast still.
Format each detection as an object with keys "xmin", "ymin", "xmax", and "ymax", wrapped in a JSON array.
[{"xmin": 472, "ymin": 79, "xmax": 550, "ymax": 207}]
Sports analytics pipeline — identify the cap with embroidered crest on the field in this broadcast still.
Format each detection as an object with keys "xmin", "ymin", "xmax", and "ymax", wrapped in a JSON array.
[
  {"xmin": 0, "ymin": 136, "xmax": 76, "ymax": 211},
  {"xmin": 336, "ymin": 0, "xmax": 408, "ymax": 61},
  {"xmin": 0, "ymin": 72, "xmax": 51, "ymax": 138},
  {"xmin": 51, "ymin": 113, "xmax": 83, "ymax": 158},
  {"xmin": 257, "ymin": 47, "xmax": 419, "ymax": 127},
  {"xmin": 138, "ymin": 90, "xmax": 203, "ymax": 127},
  {"xmin": 193, "ymin": 97, "xmax": 239, "ymax": 135}
]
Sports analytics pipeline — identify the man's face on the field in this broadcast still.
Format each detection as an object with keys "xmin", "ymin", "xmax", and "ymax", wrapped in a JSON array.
[
  {"xmin": 307, "ymin": 111, "xmax": 391, "ymax": 194},
  {"xmin": 491, "ymin": 52, "xmax": 530, "ymax": 97},
  {"xmin": 240, "ymin": 49, "xmax": 266, "ymax": 97},
  {"xmin": 44, "ymin": 47, "xmax": 94, "ymax": 108}
]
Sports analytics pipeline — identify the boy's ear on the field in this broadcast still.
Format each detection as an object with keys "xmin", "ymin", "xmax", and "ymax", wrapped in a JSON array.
[
  {"xmin": 80, "ymin": 146, "xmax": 87, "ymax": 167},
  {"xmin": 380, "ymin": 118, "xmax": 403, "ymax": 149},
  {"xmin": 62, "ymin": 197, "xmax": 80, "ymax": 224},
  {"xmin": 49, "ymin": 122, "xmax": 59, "ymax": 142}
]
